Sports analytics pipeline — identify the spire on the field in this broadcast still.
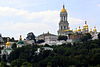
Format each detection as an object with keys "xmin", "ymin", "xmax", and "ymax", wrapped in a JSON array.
[
  {"xmin": 63, "ymin": 4, "xmax": 65, "ymax": 8},
  {"xmin": 19, "ymin": 35, "xmax": 22, "ymax": 41},
  {"xmin": 79, "ymin": 26, "xmax": 80, "ymax": 29},
  {"xmin": 85, "ymin": 21, "xmax": 87, "ymax": 24},
  {"xmin": 61, "ymin": 5, "xmax": 67, "ymax": 13}
]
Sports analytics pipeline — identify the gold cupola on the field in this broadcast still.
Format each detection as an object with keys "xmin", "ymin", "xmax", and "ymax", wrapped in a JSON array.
[
  {"xmin": 77, "ymin": 26, "xmax": 81, "ymax": 31},
  {"xmin": 19, "ymin": 35, "xmax": 22, "ymax": 41},
  {"xmin": 6, "ymin": 42, "xmax": 11, "ymax": 47},
  {"xmin": 93, "ymin": 27, "xmax": 97, "ymax": 32},
  {"xmin": 83, "ymin": 21, "xmax": 88, "ymax": 29},
  {"xmin": 6, "ymin": 38, "xmax": 11, "ymax": 47},
  {"xmin": 61, "ymin": 5, "xmax": 67, "ymax": 13}
]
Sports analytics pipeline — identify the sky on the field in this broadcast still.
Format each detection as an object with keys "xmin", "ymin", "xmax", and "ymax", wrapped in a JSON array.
[{"xmin": 0, "ymin": 0, "xmax": 100, "ymax": 39}]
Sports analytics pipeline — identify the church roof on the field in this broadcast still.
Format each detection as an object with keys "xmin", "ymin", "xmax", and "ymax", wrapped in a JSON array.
[
  {"xmin": 61, "ymin": 5, "xmax": 67, "ymax": 13},
  {"xmin": 38, "ymin": 32, "xmax": 57, "ymax": 37},
  {"xmin": 6, "ymin": 42, "xmax": 11, "ymax": 47},
  {"xmin": 17, "ymin": 40, "xmax": 24, "ymax": 45}
]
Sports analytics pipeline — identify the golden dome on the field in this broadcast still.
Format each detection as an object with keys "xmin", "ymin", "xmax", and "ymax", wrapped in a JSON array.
[
  {"xmin": 61, "ymin": 5, "xmax": 67, "ymax": 13},
  {"xmin": 77, "ymin": 26, "xmax": 81, "ymax": 31},
  {"xmin": 6, "ymin": 42, "xmax": 11, "ymax": 46},
  {"xmin": 83, "ymin": 21, "xmax": 88, "ymax": 28},
  {"xmin": 93, "ymin": 27, "xmax": 97, "ymax": 32},
  {"xmin": 84, "ymin": 25, "xmax": 88, "ymax": 27},
  {"xmin": 77, "ymin": 29, "xmax": 81, "ymax": 31}
]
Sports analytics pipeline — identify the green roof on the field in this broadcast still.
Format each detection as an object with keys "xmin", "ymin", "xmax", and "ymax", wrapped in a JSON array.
[{"xmin": 17, "ymin": 40, "xmax": 24, "ymax": 45}]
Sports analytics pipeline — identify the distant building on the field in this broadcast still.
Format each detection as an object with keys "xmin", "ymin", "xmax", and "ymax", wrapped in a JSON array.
[
  {"xmin": 17, "ymin": 35, "xmax": 25, "ymax": 47},
  {"xmin": 58, "ymin": 5, "xmax": 73, "ymax": 35},
  {"xmin": 1, "ymin": 39, "xmax": 13, "ymax": 61},
  {"xmin": 36, "ymin": 32, "xmax": 58, "ymax": 42},
  {"xmin": 35, "ymin": 47, "xmax": 53, "ymax": 54},
  {"xmin": 57, "ymin": 5, "xmax": 98, "ymax": 41}
]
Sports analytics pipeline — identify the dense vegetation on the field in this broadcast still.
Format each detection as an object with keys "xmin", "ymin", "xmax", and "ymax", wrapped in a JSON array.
[{"xmin": 0, "ymin": 33, "xmax": 100, "ymax": 67}]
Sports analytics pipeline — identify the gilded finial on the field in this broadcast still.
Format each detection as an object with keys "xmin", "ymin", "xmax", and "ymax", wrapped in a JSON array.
[
  {"xmin": 63, "ymin": 5, "xmax": 65, "ymax": 8},
  {"xmin": 19, "ymin": 35, "xmax": 22, "ymax": 41},
  {"xmin": 79, "ymin": 26, "xmax": 80, "ymax": 29},
  {"xmin": 85, "ymin": 21, "xmax": 87, "ymax": 24}
]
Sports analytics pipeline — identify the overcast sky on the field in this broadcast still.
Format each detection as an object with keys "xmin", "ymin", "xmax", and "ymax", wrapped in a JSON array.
[{"xmin": 0, "ymin": 0, "xmax": 100, "ymax": 39}]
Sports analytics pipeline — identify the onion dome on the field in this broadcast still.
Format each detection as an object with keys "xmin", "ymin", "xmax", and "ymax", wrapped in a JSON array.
[
  {"xmin": 93, "ymin": 27, "xmax": 97, "ymax": 32},
  {"xmin": 61, "ymin": 5, "xmax": 67, "ymax": 13},
  {"xmin": 17, "ymin": 35, "xmax": 24, "ymax": 45},
  {"xmin": 83, "ymin": 21, "xmax": 88, "ymax": 29},
  {"xmin": 77, "ymin": 26, "xmax": 81, "ymax": 31},
  {"xmin": 6, "ymin": 42, "xmax": 11, "ymax": 47},
  {"xmin": 17, "ymin": 40, "xmax": 24, "ymax": 45}
]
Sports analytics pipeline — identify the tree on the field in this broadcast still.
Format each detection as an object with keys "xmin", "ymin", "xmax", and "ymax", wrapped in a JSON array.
[
  {"xmin": 26, "ymin": 32, "xmax": 36, "ymax": 43},
  {"xmin": 81, "ymin": 33, "xmax": 92, "ymax": 42},
  {"xmin": 10, "ymin": 59, "xmax": 26, "ymax": 67},
  {"xmin": 98, "ymin": 33, "xmax": 100, "ymax": 39},
  {"xmin": 58, "ymin": 35, "xmax": 68, "ymax": 41},
  {"xmin": 11, "ymin": 43, "xmax": 17, "ymax": 49},
  {"xmin": 21, "ymin": 62, "xmax": 32, "ymax": 67},
  {"xmin": 8, "ymin": 45, "xmax": 37, "ymax": 63},
  {"xmin": 0, "ymin": 62, "xmax": 7, "ymax": 67},
  {"xmin": 10, "ymin": 37, "xmax": 15, "ymax": 42}
]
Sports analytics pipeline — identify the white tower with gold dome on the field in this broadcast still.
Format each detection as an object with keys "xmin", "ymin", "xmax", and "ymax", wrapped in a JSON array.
[{"xmin": 58, "ymin": 5, "xmax": 71, "ymax": 35}]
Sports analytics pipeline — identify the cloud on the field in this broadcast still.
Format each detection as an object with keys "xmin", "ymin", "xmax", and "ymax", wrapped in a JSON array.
[
  {"xmin": 68, "ymin": 17, "xmax": 83, "ymax": 25},
  {"xmin": 0, "ymin": 6, "xmax": 84, "ymax": 39},
  {"xmin": 97, "ymin": 4, "xmax": 100, "ymax": 7}
]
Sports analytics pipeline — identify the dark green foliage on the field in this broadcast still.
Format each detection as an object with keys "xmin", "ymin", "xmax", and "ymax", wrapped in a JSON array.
[
  {"xmin": 21, "ymin": 62, "xmax": 32, "ymax": 67},
  {"xmin": 26, "ymin": 32, "xmax": 36, "ymax": 43},
  {"xmin": 1, "ymin": 38, "xmax": 100, "ymax": 67},
  {"xmin": 98, "ymin": 33, "xmax": 100, "ymax": 39},
  {"xmin": 58, "ymin": 35, "xmax": 68, "ymax": 41},
  {"xmin": 11, "ymin": 43, "xmax": 17, "ymax": 49},
  {"xmin": 81, "ymin": 33, "xmax": 92, "ymax": 42},
  {"xmin": 8, "ymin": 45, "xmax": 37, "ymax": 63},
  {"xmin": 0, "ymin": 62, "xmax": 8, "ymax": 67},
  {"xmin": 10, "ymin": 59, "xmax": 26, "ymax": 67}
]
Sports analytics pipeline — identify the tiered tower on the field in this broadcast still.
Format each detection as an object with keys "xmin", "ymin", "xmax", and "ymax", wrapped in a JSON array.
[{"xmin": 58, "ymin": 5, "xmax": 70, "ymax": 35}]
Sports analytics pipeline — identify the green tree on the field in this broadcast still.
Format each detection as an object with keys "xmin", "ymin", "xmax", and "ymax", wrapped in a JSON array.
[
  {"xmin": 10, "ymin": 59, "xmax": 26, "ymax": 67},
  {"xmin": 0, "ymin": 62, "xmax": 7, "ymax": 67},
  {"xmin": 81, "ymin": 33, "xmax": 92, "ymax": 42},
  {"xmin": 58, "ymin": 35, "xmax": 68, "ymax": 41},
  {"xmin": 98, "ymin": 33, "xmax": 100, "ymax": 39},
  {"xmin": 21, "ymin": 62, "xmax": 32, "ymax": 67},
  {"xmin": 11, "ymin": 43, "xmax": 17, "ymax": 49},
  {"xmin": 26, "ymin": 32, "xmax": 36, "ymax": 43}
]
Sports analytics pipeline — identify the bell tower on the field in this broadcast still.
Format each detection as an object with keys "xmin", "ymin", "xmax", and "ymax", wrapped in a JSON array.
[{"xmin": 58, "ymin": 5, "xmax": 69, "ymax": 35}]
